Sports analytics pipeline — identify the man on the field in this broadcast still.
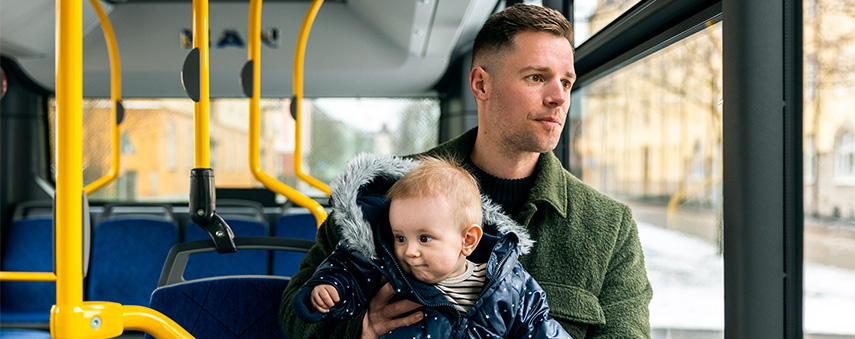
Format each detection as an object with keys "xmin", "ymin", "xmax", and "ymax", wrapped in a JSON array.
[{"xmin": 280, "ymin": 4, "xmax": 652, "ymax": 338}]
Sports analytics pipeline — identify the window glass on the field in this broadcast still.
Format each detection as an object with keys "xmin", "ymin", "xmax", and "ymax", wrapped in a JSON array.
[
  {"xmin": 574, "ymin": 0, "xmax": 644, "ymax": 45},
  {"xmin": 569, "ymin": 22, "xmax": 723, "ymax": 336},
  {"xmin": 48, "ymin": 97, "xmax": 440, "ymax": 202},
  {"xmin": 803, "ymin": 0, "xmax": 855, "ymax": 336}
]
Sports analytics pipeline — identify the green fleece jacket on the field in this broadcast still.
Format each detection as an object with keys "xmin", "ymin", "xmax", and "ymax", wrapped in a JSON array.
[{"xmin": 279, "ymin": 128, "xmax": 653, "ymax": 338}]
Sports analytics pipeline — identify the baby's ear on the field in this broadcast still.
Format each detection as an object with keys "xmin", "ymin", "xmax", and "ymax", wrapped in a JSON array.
[{"xmin": 461, "ymin": 224, "xmax": 483, "ymax": 256}]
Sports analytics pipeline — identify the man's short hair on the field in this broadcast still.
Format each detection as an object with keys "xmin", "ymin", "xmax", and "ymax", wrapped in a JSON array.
[
  {"xmin": 386, "ymin": 156, "xmax": 482, "ymax": 230},
  {"xmin": 472, "ymin": 4, "xmax": 574, "ymax": 69}
]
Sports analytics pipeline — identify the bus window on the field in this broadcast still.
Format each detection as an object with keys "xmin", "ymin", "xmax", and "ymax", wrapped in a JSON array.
[
  {"xmin": 573, "ymin": 0, "xmax": 644, "ymax": 45},
  {"xmin": 803, "ymin": 0, "xmax": 855, "ymax": 336},
  {"xmin": 48, "ymin": 97, "xmax": 440, "ymax": 202},
  {"xmin": 569, "ymin": 22, "xmax": 724, "ymax": 337}
]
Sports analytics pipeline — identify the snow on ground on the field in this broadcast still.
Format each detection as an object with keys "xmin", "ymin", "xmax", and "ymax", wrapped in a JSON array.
[{"xmin": 637, "ymin": 222, "xmax": 855, "ymax": 335}]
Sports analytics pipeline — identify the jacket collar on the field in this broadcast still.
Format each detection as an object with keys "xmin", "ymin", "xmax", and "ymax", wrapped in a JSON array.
[
  {"xmin": 329, "ymin": 152, "xmax": 534, "ymax": 261},
  {"xmin": 427, "ymin": 127, "xmax": 568, "ymax": 219}
]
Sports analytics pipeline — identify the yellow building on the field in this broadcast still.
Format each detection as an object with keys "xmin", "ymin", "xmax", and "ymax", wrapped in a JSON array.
[{"xmin": 71, "ymin": 98, "xmax": 280, "ymax": 201}]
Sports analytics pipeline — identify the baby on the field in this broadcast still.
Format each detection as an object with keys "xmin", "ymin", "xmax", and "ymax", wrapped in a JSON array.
[{"xmin": 293, "ymin": 154, "xmax": 570, "ymax": 338}]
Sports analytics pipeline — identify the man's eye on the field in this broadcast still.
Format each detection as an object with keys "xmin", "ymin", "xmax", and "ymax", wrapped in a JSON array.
[
  {"xmin": 419, "ymin": 235, "xmax": 432, "ymax": 243},
  {"xmin": 396, "ymin": 235, "xmax": 406, "ymax": 243},
  {"xmin": 562, "ymin": 80, "xmax": 572, "ymax": 89},
  {"xmin": 527, "ymin": 74, "xmax": 543, "ymax": 82}
]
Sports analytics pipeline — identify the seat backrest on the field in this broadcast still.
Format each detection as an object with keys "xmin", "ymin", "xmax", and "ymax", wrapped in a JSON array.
[
  {"xmin": 146, "ymin": 276, "xmax": 288, "ymax": 339},
  {"xmin": 272, "ymin": 213, "xmax": 317, "ymax": 277},
  {"xmin": 0, "ymin": 329, "xmax": 52, "ymax": 338},
  {"xmin": 0, "ymin": 217, "xmax": 54, "ymax": 326},
  {"xmin": 1, "ymin": 197, "xmax": 90, "ymax": 327},
  {"xmin": 183, "ymin": 219, "xmax": 269, "ymax": 280},
  {"xmin": 87, "ymin": 205, "xmax": 178, "ymax": 307},
  {"xmin": 147, "ymin": 237, "xmax": 313, "ymax": 339}
]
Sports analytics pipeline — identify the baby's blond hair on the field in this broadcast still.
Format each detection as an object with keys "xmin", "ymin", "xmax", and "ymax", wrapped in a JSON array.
[{"xmin": 386, "ymin": 156, "xmax": 482, "ymax": 230}]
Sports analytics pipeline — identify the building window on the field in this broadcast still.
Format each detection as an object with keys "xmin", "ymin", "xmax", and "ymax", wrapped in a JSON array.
[
  {"xmin": 805, "ymin": 135, "xmax": 816, "ymax": 184},
  {"xmin": 166, "ymin": 123, "xmax": 176, "ymax": 171},
  {"xmin": 835, "ymin": 131, "xmax": 855, "ymax": 184},
  {"xmin": 121, "ymin": 133, "xmax": 135, "ymax": 155}
]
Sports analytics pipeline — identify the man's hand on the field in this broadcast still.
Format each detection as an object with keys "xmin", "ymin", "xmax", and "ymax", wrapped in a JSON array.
[
  {"xmin": 361, "ymin": 279, "xmax": 424, "ymax": 339},
  {"xmin": 310, "ymin": 284, "xmax": 340, "ymax": 313}
]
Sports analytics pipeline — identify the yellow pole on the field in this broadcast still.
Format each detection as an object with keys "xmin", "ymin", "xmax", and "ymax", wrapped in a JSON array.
[
  {"xmin": 247, "ymin": 0, "xmax": 327, "ymax": 226},
  {"xmin": 54, "ymin": 0, "xmax": 84, "ymax": 312},
  {"xmin": 84, "ymin": 0, "xmax": 122, "ymax": 194},
  {"xmin": 193, "ymin": 0, "xmax": 210, "ymax": 168},
  {"xmin": 293, "ymin": 0, "xmax": 330, "ymax": 196},
  {"xmin": 50, "ymin": 3, "xmax": 196, "ymax": 337}
]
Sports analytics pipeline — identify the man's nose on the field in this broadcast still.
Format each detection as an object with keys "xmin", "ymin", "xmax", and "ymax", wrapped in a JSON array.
[{"xmin": 544, "ymin": 79, "xmax": 568, "ymax": 107}]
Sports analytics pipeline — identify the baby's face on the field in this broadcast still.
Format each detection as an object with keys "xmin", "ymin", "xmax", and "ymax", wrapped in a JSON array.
[{"xmin": 389, "ymin": 194, "xmax": 468, "ymax": 284}]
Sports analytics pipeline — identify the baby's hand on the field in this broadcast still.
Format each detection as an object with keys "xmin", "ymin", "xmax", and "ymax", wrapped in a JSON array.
[{"xmin": 310, "ymin": 284, "xmax": 340, "ymax": 313}]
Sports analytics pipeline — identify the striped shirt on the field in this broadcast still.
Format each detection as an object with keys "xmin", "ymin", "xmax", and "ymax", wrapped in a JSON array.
[{"xmin": 435, "ymin": 260, "xmax": 487, "ymax": 313}]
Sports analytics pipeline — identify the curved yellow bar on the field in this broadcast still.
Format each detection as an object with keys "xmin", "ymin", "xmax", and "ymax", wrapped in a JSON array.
[
  {"xmin": 123, "ymin": 305, "xmax": 194, "ymax": 338},
  {"xmin": 193, "ymin": 0, "xmax": 211, "ymax": 168},
  {"xmin": 51, "ymin": 302, "xmax": 194, "ymax": 339},
  {"xmin": 0, "ymin": 272, "xmax": 56, "ymax": 281},
  {"xmin": 84, "ymin": 0, "xmax": 122, "ymax": 195},
  {"xmin": 247, "ymin": 0, "xmax": 327, "ymax": 226},
  {"xmin": 293, "ymin": 0, "xmax": 331, "ymax": 196}
]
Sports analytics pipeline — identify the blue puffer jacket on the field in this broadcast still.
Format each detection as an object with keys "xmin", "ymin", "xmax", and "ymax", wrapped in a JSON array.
[{"xmin": 292, "ymin": 154, "xmax": 571, "ymax": 339}]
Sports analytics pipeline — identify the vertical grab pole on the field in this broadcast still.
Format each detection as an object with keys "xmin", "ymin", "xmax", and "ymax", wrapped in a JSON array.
[
  {"xmin": 246, "ymin": 0, "xmax": 327, "ymax": 226},
  {"xmin": 54, "ymin": 0, "xmax": 85, "ymax": 313},
  {"xmin": 51, "ymin": 2, "xmax": 195, "ymax": 337},
  {"xmin": 193, "ymin": 0, "xmax": 210, "ymax": 169},
  {"xmin": 84, "ymin": 0, "xmax": 123, "ymax": 194},
  {"xmin": 293, "ymin": 0, "xmax": 331, "ymax": 196}
]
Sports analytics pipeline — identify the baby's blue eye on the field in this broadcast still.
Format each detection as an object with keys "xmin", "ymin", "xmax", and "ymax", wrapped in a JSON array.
[
  {"xmin": 396, "ymin": 235, "xmax": 406, "ymax": 243},
  {"xmin": 419, "ymin": 235, "xmax": 432, "ymax": 243}
]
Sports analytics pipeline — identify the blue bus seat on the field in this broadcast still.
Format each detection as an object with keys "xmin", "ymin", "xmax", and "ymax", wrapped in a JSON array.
[
  {"xmin": 0, "ymin": 216, "xmax": 54, "ymax": 326},
  {"xmin": 1, "ymin": 198, "xmax": 90, "ymax": 329},
  {"xmin": 146, "ymin": 237, "xmax": 313, "ymax": 339},
  {"xmin": 272, "ymin": 213, "xmax": 317, "ymax": 277},
  {"xmin": 87, "ymin": 203, "xmax": 177, "ymax": 307},
  {"xmin": 148, "ymin": 277, "xmax": 288, "ymax": 339},
  {"xmin": 183, "ymin": 200, "xmax": 269, "ymax": 280},
  {"xmin": 0, "ymin": 329, "xmax": 52, "ymax": 338}
]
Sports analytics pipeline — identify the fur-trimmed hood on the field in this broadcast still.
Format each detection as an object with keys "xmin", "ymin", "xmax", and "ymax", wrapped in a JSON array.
[{"xmin": 328, "ymin": 153, "xmax": 534, "ymax": 261}]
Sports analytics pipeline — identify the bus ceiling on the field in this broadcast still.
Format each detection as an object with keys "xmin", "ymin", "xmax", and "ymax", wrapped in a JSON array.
[{"xmin": 0, "ymin": 0, "xmax": 498, "ymax": 98}]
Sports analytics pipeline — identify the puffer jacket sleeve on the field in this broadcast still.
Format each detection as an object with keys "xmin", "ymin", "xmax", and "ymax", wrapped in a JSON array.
[
  {"xmin": 279, "ymin": 213, "xmax": 367, "ymax": 338},
  {"xmin": 509, "ymin": 271, "xmax": 573, "ymax": 339},
  {"xmin": 292, "ymin": 240, "xmax": 382, "ymax": 323}
]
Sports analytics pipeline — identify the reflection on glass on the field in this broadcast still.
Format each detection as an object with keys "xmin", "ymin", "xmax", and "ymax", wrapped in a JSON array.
[
  {"xmin": 569, "ymin": 22, "xmax": 723, "ymax": 336},
  {"xmin": 574, "ymin": 0, "xmax": 643, "ymax": 45},
  {"xmin": 49, "ymin": 97, "xmax": 440, "ymax": 201},
  {"xmin": 803, "ymin": 0, "xmax": 855, "ymax": 336}
]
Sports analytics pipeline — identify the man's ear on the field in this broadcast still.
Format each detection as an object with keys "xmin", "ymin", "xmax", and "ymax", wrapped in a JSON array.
[
  {"xmin": 470, "ymin": 67, "xmax": 490, "ymax": 102},
  {"xmin": 461, "ymin": 224, "xmax": 483, "ymax": 256}
]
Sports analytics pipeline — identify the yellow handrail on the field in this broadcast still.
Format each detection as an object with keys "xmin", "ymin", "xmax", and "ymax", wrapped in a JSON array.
[
  {"xmin": 50, "ymin": 1, "xmax": 193, "ymax": 337},
  {"xmin": 193, "ymin": 0, "xmax": 210, "ymax": 169},
  {"xmin": 0, "ymin": 272, "xmax": 56, "ymax": 281},
  {"xmin": 293, "ymin": 0, "xmax": 331, "ymax": 196},
  {"xmin": 84, "ymin": 0, "xmax": 122, "ymax": 194},
  {"xmin": 247, "ymin": 0, "xmax": 327, "ymax": 226}
]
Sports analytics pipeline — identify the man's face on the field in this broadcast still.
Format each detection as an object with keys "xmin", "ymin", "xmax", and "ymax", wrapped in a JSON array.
[
  {"xmin": 482, "ymin": 31, "xmax": 576, "ymax": 155},
  {"xmin": 389, "ymin": 194, "xmax": 468, "ymax": 284}
]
